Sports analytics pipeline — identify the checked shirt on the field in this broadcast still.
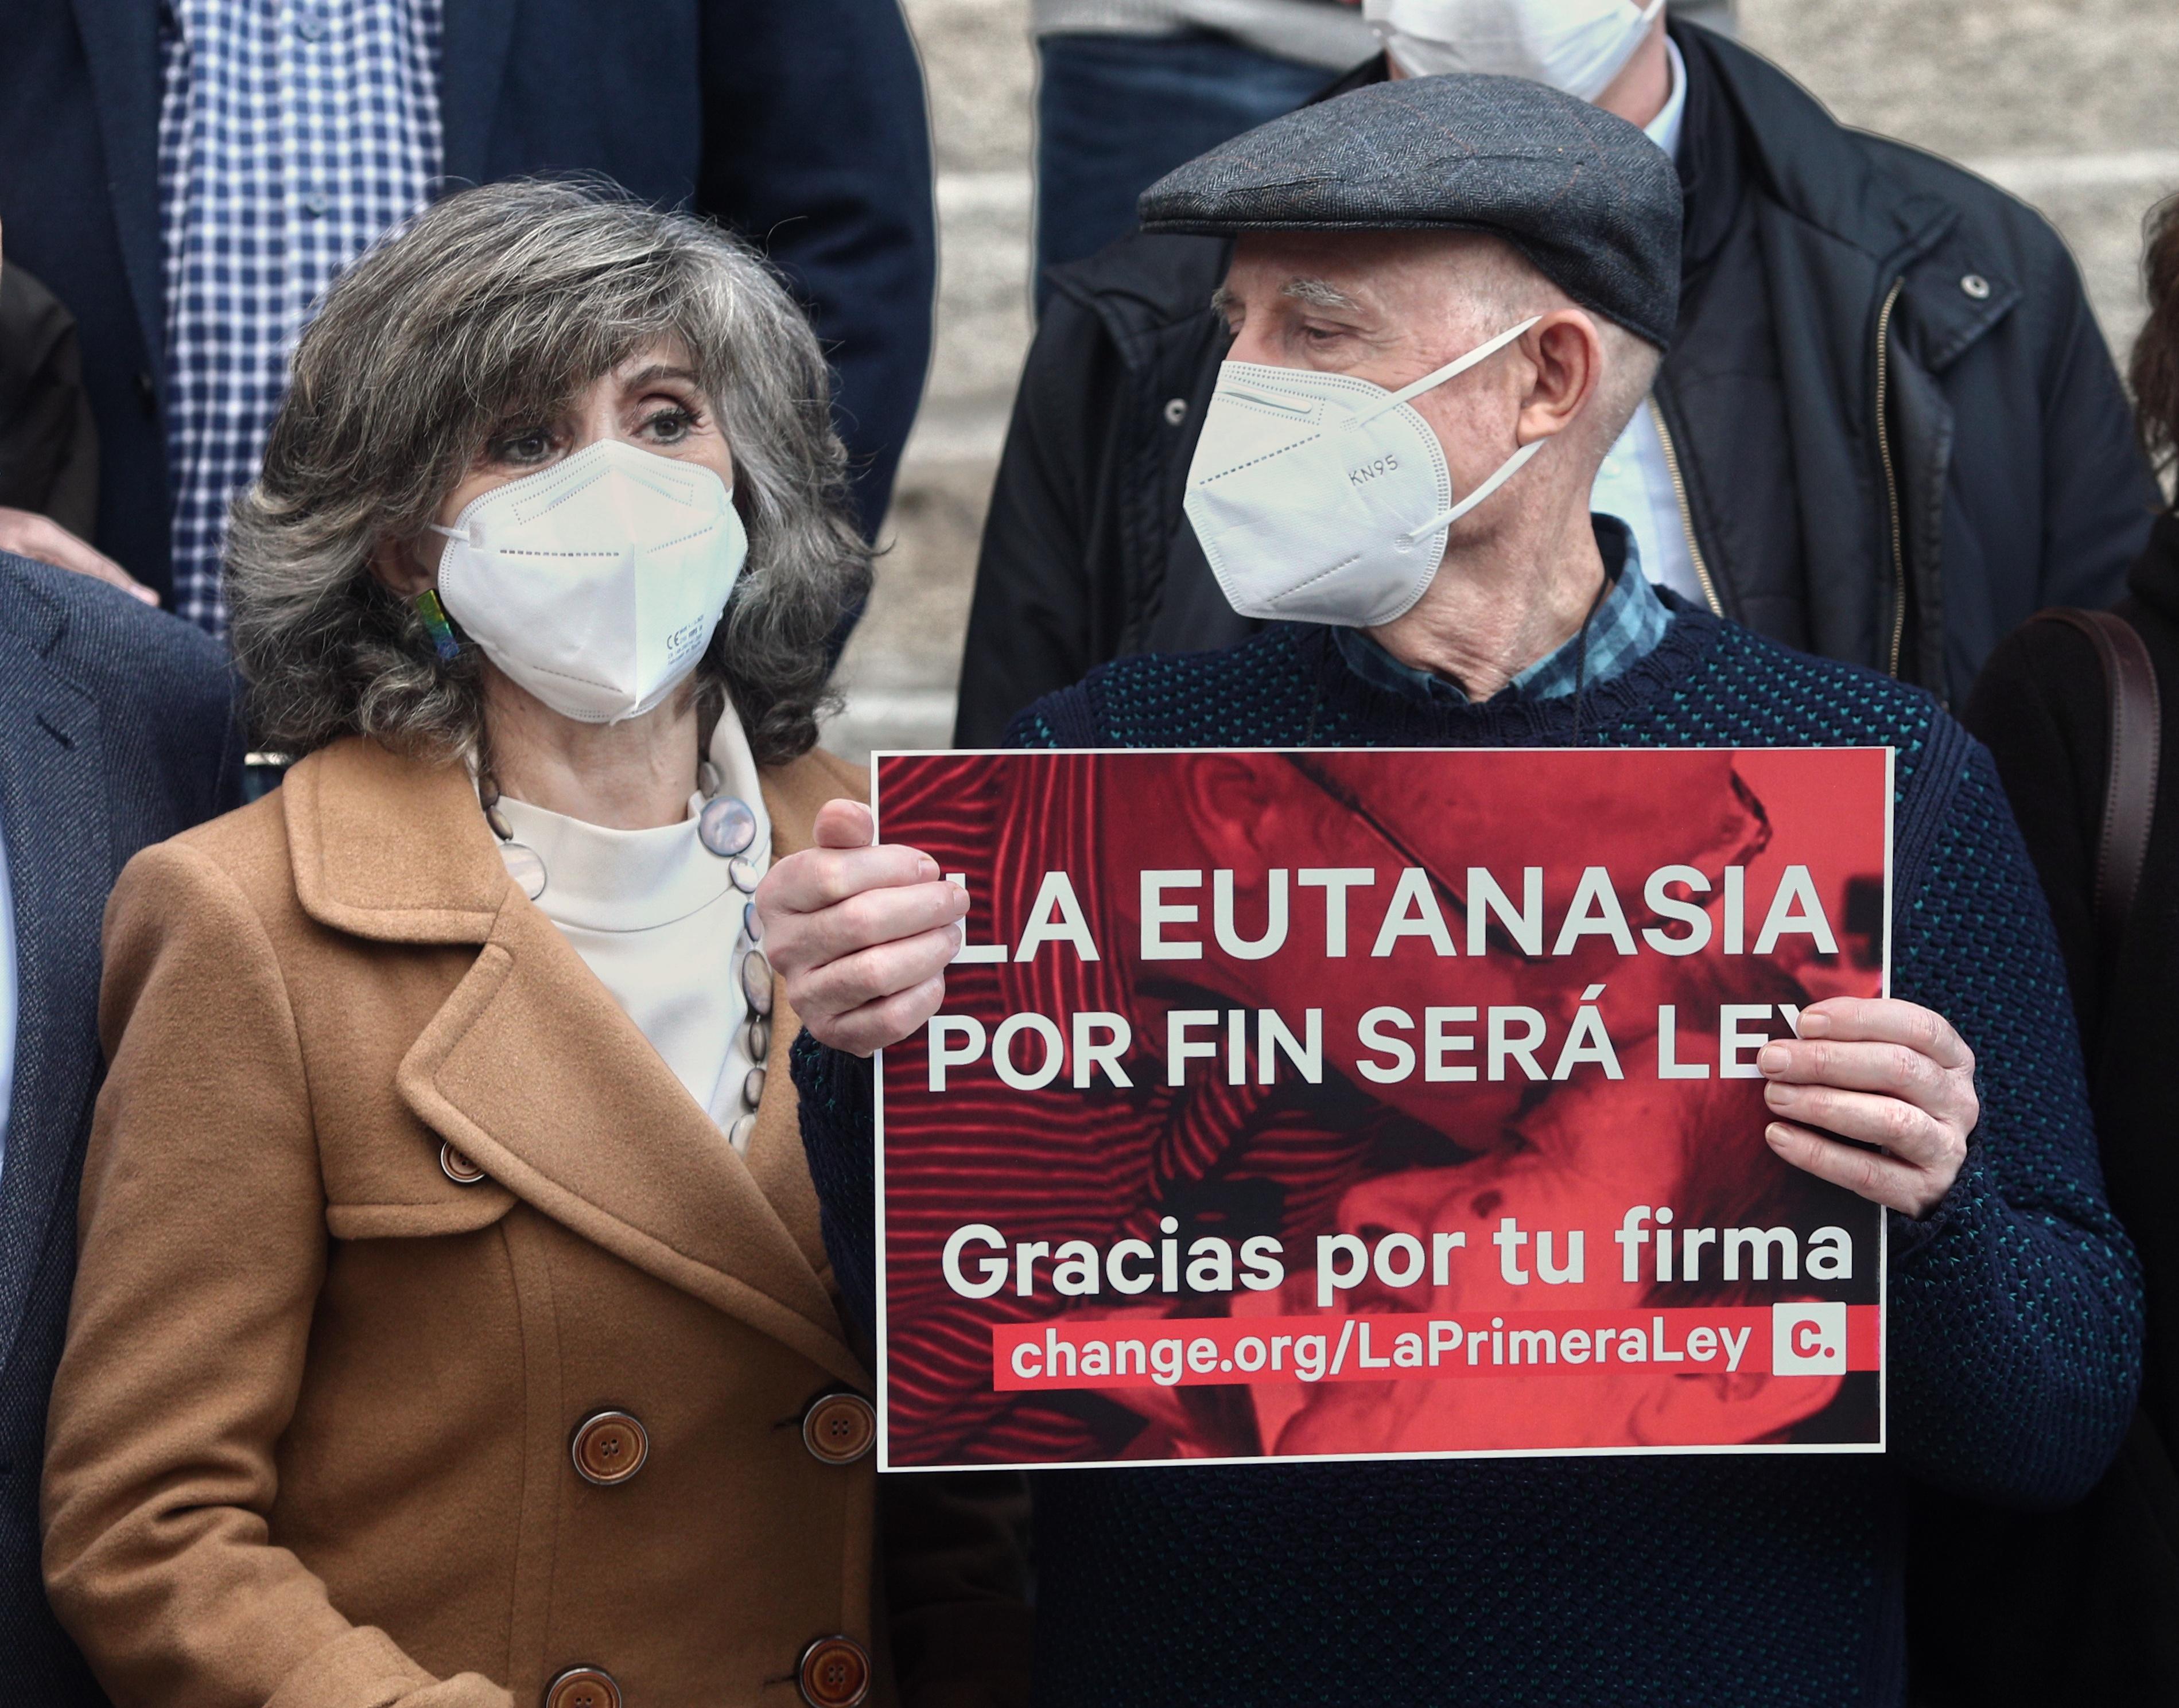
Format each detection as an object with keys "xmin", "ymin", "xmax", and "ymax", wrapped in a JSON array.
[{"xmin": 157, "ymin": 0, "xmax": 444, "ymax": 632}]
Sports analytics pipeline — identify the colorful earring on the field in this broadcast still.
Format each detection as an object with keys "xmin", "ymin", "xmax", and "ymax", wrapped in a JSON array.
[{"xmin": 415, "ymin": 588, "xmax": 460, "ymax": 662}]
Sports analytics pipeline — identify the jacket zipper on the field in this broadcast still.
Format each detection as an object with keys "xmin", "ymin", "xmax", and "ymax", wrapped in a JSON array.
[
  {"xmin": 1650, "ymin": 408, "xmax": 1724, "ymax": 617},
  {"xmin": 1874, "ymin": 276, "xmax": 1908, "ymax": 676}
]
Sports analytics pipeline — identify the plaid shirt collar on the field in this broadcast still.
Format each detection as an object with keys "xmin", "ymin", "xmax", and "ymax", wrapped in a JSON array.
[{"xmin": 1332, "ymin": 515, "xmax": 1672, "ymax": 708}]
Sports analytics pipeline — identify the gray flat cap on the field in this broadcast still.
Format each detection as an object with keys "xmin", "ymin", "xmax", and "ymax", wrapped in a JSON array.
[{"xmin": 1137, "ymin": 73, "xmax": 1683, "ymax": 351}]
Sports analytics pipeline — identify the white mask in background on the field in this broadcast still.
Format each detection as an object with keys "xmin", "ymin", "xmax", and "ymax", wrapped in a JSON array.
[
  {"xmin": 1182, "ymin": 317, "xmax": 1546, "ymax": 628},
  {"xmin": 432, "ymin": 438, "xmax": 748, "ymax": 723},
  {"xmin": 1363, "ymin": 0, "xmax": 1665, "ymax": 100}
]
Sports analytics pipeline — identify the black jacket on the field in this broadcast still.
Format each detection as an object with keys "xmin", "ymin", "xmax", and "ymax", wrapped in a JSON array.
[
  {"xmin": 1912, "ymin": 513, "xmax": 2179, "ymax": 1704},
  {"xmin": 0, "ymin": 0, "xmax": 935, "ymax": 593},
  {"xmin": 0, "ymin": 263, "xmax": 98, "ymax": 543},
  {"xmin": 0, "ymin": 554, "xmax": 241, "ymax": 1703},
  {"xmin": 954, "ymin": 23, "xmax": 2159, "ymax": 744}
]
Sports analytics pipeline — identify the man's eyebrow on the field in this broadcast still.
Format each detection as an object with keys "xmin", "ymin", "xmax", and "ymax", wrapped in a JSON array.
[
  {"xmin": 1210, "ymin": 278, "xmax": 1362, "ymax": 317},
  {"xmin": 1280, "ymin": 277, "xmax": 1360, "ymax": 311}
]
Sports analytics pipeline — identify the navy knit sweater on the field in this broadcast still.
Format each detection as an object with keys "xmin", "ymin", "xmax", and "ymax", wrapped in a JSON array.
[{"xmin": 795, "ymin": 608, "xmax": 2142, "ymax": 1707}]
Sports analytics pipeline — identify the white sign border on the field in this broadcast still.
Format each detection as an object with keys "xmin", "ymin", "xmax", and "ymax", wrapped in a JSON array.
[{"xmin": 871, "ymin": 744, "xmax": 1896, "ymax": 1475}]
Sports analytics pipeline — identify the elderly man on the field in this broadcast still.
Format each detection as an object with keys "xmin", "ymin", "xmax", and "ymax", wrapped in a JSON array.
[
  {"xmin": 953, "ymin": 5, "xmax": 2158, "ymax": 743},
  {"xmin": 762, "ymin": 78, "xmax": 2140, "ymax": 1706}
]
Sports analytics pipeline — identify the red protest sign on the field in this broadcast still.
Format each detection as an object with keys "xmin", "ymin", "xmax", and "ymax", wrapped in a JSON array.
[{"xmin": 873, "ymin": 747, "xmax": 1891, "ymax": 1472}]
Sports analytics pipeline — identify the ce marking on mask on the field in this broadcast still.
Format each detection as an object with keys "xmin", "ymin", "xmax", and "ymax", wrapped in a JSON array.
[
  {"xmin": 667, "ymin": 616, "xmax": 712, "ymax": 660},
  {"xmin": 430, "ymin": 439, "xmax": 752, "ymax": 723}
]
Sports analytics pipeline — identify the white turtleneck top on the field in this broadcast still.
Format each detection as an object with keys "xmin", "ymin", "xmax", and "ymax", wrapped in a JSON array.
[{"xmin": 496, "ymin": 712, "xmax": 771, "ymax": 1145}]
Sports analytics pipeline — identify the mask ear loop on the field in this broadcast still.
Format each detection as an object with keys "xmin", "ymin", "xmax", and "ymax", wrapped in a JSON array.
[
  {"xmin": 1347, "ymin": 315, "xmax": 1544, "ymax": 429},
  {"xmin": 1343, "ymin": 315, "xmax": 1550, "ymax": 546},
  {"xmin": 1399, "ymin": 437, "xmax": 1548, "ymax": 546}
]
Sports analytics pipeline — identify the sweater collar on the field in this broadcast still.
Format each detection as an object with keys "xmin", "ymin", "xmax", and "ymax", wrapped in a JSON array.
[
  {"xmin": 1330, "ymin": 516, "xmax": 1670, "ymax": 707},
  {"xmin": 491, "ymin": 801, "xmax": 723, "ymax": 935},
  {"xmin": 492, "ymin": 711, "xmax": 769, "ymax": 935},
  {"xmin": 1292, "ymin": 588, "xmax": 1724, "ymax": 749}
]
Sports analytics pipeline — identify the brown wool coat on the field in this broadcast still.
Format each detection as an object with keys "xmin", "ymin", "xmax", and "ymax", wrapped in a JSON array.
[{"xmin": 41, "ymin": 737, "xmax": 1029, "ymax": 1708}]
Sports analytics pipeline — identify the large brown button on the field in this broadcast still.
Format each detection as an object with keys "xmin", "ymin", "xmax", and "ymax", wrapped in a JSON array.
[
  {"xmin": 801, "ymin": 1392, "xmax": 876, "ymax": 1465},
  {"xmin": 440, "ymin": 1142, "xmax": 486, "ymax": 1185},
  {"xmin": 543, "ymin": 1667, "xmax": 620, "ymax": 1708},
  {"xmin": 570, "ymin": 1410, "xmax": 648, "ymax": 1487},
  {"xmin": 797, "ymin": 1635, "xmax": 872, "ymax": 1708}
]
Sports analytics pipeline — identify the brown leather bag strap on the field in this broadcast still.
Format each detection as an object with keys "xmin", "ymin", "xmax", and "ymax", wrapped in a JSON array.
[{"xmin": 2033, "ymin": 609, "xmax": 2162, "ymax": 953}]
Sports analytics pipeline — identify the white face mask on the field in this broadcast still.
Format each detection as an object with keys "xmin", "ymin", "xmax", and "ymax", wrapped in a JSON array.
[
  {"xmin": 1182, "ymin": 317, "xmax": 1545, "ymax": 628},
  {"xmin": 432, "ymin": 439, "xmax": 749, "ymax": 724},
  {"xmin": 1363, "ymin": 0, "xmax": 1665, "ymax": 100}
]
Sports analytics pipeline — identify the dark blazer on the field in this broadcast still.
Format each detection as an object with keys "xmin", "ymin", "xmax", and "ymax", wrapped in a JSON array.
[
  {"xmin": 0, "ymin": 550, "xmax": 240, "ymax": 1702},
  {"xmin": 951, "ymin": 21, "xmax": 2159, "ymax": 744},
  {"xmin": 0, "ymin": 0, "xmax": 935, "ymax": 594}
]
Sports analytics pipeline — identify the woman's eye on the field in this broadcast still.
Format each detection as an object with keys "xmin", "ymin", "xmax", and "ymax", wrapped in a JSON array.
[
  {"xmin": 643, "ymin": 407, "xmax": 696, "ymax": 443},
  {"xmin": 491, "ymin": 429, "xmax": 554, "ymax": 465}
]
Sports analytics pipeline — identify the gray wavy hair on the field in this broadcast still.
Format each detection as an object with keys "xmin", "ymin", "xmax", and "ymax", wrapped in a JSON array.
[{"xmin": 227, "ymin": 178, "xmax": 872, "ymax": 767}]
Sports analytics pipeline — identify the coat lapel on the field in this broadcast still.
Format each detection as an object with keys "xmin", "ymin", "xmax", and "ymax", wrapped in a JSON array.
[
  {"xmin": 68, "ymin": 0, "xmax": 166, "ymax": 387},
  {"xmin": 0, "ymin": 592, "xmax": 112, "ymax": 1371},
  {"xmin": 287, "ymin": 739, "xmax": 868, "ymax": 1390},
  {"xmin": 397, "ymin": 897, "xmax": 866, "ymax": 1387}
]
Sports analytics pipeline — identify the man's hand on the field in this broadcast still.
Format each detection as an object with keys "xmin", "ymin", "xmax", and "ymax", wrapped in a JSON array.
[
  {"xmin": 1758, "ymin": 997, "xmax": 1976, "ymax": 1219},
  {"xmin": 756, "ymin": 798, "xmax": 969, "ymax": 1056},
  {"xmin": 0, "ymin": 508, "xmax": 158, "ymax": 604}
]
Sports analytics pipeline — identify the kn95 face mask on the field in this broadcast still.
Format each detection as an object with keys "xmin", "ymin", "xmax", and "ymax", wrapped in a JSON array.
[
  {"xmin": 1363, "ymin": 0, "xmax": 1666, "ymax": 100},
  {"xmin": 1182, "ymin": 317, "xmax": 1545, "ymax": 628},
  {"xmin": 432, "ymin": 438, "xmax": 749, "ymax": 723}
]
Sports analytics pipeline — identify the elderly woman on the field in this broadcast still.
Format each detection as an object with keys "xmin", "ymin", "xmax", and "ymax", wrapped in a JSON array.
[{"xmin": 40, "ymin": 182, "xmax": 1027, "ymax": 1708}]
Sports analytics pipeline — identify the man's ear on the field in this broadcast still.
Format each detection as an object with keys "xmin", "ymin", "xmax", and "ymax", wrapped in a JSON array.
[
  {"xmin": 1514, "ymin": 309, "xmax": 1603, "ymax": 446},
  {"xmin": 368, "ymin": 533, "xmax": 434, "ymax": 601}
]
